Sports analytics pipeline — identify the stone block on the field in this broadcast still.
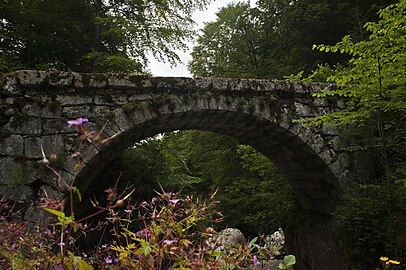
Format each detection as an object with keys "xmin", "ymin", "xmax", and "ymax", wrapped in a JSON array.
[
  {"xmin": 4, "ymin": 116, "xmax": 43, "ymax": 135},
  {"xmin": 194, "ymin": 77, "xmax": 212, "ymax": 90},
  {"xmin": 73, "ymin": 73, "xmax": 108, "ymax": 88},
  {"xmin": 56, "ymin": 95, "xmax": 93, "ymax": 106},
  {"xmin": 49, "ymin": 71, "xmax": 73, "ymax": 86},
  {"xmin": 95, "ymin": 94, "xmax": 128, "ymax": 105},
  {"xmin": 0, "ymin": 185, "xmax": 35, "ymax": 203},
  {"xmin": 62, "ymin": 105, "xmax": 92, "ymax": 119},
  {"xmin": 2, "ymin": 76, "xmax": 23, "ymax": 96},
  {"xmin": 318, "ymin": 149, "xmax": 336, "ymax": 165},
  {"xmin": 24, "ymin": 135, "xmax": 65, "ymax": 159},
  {"xmin": 0, "ymin": 157, "xmax": 23, "ymax": 185},
  {"xmin": 108, "ymin": 74, "xmax": 135, "ymax": 88},
  {"xmin": 321, "ymin": 125, "xmax": 339, "ymax": 136},
  {"xmin": 0, "ymin": 135, "xmax": 23, "ymax": 155},
  {"xmin": 314, "ymin": 97, "xmax": 329, "ymax": 107},
  {"xmin": 294, "ymin": 102, "xmax": 313, "ymax": 117},
  {"xmin": 43, "ymin": 118, "xmax": 72, "ymax": 133},
  {"xmin": 22, "ymin": 102, "xmax": 62, "ymax": 118},
  {"xmin": 16, "ymin": 70, "xmax": 47, "ymax": 86}
]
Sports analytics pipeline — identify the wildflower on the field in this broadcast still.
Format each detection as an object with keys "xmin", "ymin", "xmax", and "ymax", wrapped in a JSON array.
[
  {"xmin": 80, "ymin": 129, "xmax": 95, "ymax": 142},
  {"xmin": 67, "ymin": 117, "xmax": 89, "ymax": 127},
  {"xmin": 136, "ymin": 228, "xmax": 151, "ymax": 238},
  {"xmin": 54, "ymin": 265, "xmax": 64, "ymax": 270},
  {"xmin": 389, "ymin": 260, "xmax": 400, "ymax": 265},
  {"xmin": 163, "ymin": 239, "xmax": 177, "ymax": 246},
  {"xmin": 253, "ymin": 255, "xmax": 258, "ymax": 270},
  {"xmin": 104, "ymin": 256, "xmax": 113, "ymax": 264},
  {"xmin": 169, "ymin": 199, "xmax": 180, "ymax": 205}
]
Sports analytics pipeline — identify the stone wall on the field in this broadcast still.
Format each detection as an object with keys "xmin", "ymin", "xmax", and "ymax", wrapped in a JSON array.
[{"xmin": 0, "ymin": 70, "xmax": 358, "ymax": 269}]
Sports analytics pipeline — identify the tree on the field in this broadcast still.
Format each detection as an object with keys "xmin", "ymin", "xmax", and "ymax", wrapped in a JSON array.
[
  {"xmin": 189, "ymin": 3, "xmax": 268, "ymax": 78},
  {"xmin": 0, "ymin": 0, "xmax": 210, "ymax": 73},
  {"xmin": 304, "ymin": 0, "xmax": 406, "ymax": 185},
  {"xmin": 189, "ymin": 0, "xmax": 395, "ymax": 79},
  {"xmin": 299, "ymin": 1, "xmax": 406, "ymax": 266}
]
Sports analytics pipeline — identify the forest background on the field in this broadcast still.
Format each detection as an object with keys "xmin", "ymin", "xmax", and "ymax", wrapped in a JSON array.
[{"xmin": 1, "ymin": 0, "xmax": 405, "ymax": 269}]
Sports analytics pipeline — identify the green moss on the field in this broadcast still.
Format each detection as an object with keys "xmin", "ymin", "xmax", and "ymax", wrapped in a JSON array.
[
  {"xmin": 128, "ymin": 73, "xmax": 151, "ymax": 85},
  {"xmin": 123, "ymin": 101, "xmax": 147, "ymax": 115},
  {"xmin": 225, "ymin": 96, "xmax": 234, "ymax": 105},
  {"xmin": 235, "ymin": 97, "xmax": 246, "ymax": 112},
  {"xmin": 247, "ymin": 99, "xmax": 257, "ymax": 114},
  {"xmin": 148, "ymin": 91, "xmax": 170, "ymax": 112}
]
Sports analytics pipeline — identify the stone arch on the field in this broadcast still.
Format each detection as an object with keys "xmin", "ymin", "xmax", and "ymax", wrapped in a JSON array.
[{"xmin": 75, "ymin": 108, "xmax": 342, "ymax": 215}]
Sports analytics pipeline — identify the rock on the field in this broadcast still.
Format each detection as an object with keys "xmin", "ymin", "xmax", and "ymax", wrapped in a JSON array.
[
  {"xmin": 264, "ymin": 228, "xmax": 286, "ymax": 257},
  {"xmin": 207, "ymin": 228, "xmax": 245, "ymax": 253}
]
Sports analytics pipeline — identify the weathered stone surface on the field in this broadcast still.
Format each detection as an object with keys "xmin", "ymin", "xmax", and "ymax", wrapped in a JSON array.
[
  {"xmin": 62, "ymin": 105, "xmax": 92, "ymax": 118},
  {"xmin": 210, "ymin": 228, "xmax": 245, "ymax": 253},
  {"xmin": 3, "ymin": 76, "xmax": 23, "ymax": 96},
  {"xmin": 56, "ymin": 95, "xmax": 93, "ymax": 106},
  {"xmin": 22, "ymin": 102, "xmax": 62, "ymax": 118},
  {"xmin": 16, "ymin": 70, "xmax": 47, "ymax": 86},
  {"xmin": 4, "ymin": 116, "xmax": 43, "ymax": 135},
  {"xmin": 73, "ymin": 73, "xmax": 108, "ymax": 88},
  {"xmin": 0, "ymin": 135, "xmax": 24, "ymax": 155},
  {"xmin": 0, "ymin": 157, "xmax": 23, "ymax": 185},
  {"xmin": 49, "ymin": 71, "xmax": 73, "ymax": 86},
  {"xmin": 24, "ymin": 135, "xmax": 65, "ymax": 159},
  {"xmin": 0, "ymin": 185, "xmax": 35, "ymax": 203}
]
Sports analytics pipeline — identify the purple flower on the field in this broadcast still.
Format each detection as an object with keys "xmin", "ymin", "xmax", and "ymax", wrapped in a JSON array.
[
  {"xmin": 163, "ymin": 239, "xmax": 177, "ymax": 246},
  {"xmin": 136, "ymin": 228, "xmax": 151, "ymax": 238},
  {"xmin": 54, "ymin": 265, "xmax": 63, "ymax": 270},
  {"xmin": 253, "ymin": 255, "xmax": 258, "ymax": 270},
  {"xmin": 104, "ymin": 256, "xmax": 113, "ymax": 264},
  {"xmin": 67, "ymin": 118, "xmax": 89, "ymax": 127},
  {"xmin": 169, "ymin": 199, "xmax": 180, "ymax": 205}
]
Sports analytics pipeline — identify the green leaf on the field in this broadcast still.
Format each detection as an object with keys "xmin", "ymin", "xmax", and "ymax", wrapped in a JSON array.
[
  {"xmin": 44, "ymin": 208, "xmax": 66, "ymax": 219},
  {"xmin": 283, "ymin": 255, "xmax": 296, "ymax": 266},
  {"xmin": 71, "ymin": 186, "xmax": 82, "ymax": 202},
  {"xmin": 73, "ymin": 255, "xmax": 94, "ymax": 270}
]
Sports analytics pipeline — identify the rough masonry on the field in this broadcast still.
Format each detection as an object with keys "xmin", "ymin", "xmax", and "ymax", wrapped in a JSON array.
[{"xmin": 0, "ymin": 70, "xmax": 358, "ymax": 269}]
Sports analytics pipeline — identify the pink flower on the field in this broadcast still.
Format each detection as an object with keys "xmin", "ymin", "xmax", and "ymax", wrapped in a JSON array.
[
  {"xmin": 67, "ymin": 118, "xmax": 89, "ymax": 127},
  {"xmin": 163, "ymin": 239, "xmax": 177, "ymax": 246},
  {"xmin": 104, "ymin": 256, "xmax": 113, "ymax": 264},
  {"xmin": 253, "ymin": 255, "xmax": 258, "ymax": 270},
  {"xmin": 169, "ymin": 199, "xmax": 180, "ymax": 205}
]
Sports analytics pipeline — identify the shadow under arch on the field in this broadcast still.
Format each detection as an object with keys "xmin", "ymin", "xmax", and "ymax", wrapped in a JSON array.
[{"xmin": 73, "ymin": 109, "xmax": 343, "ymax": 216}]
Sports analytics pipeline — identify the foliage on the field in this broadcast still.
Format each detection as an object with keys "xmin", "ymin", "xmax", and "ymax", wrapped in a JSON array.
[
  {"xmin": 94, "ymin": 130, "xmax": 296, "ymax": 237},
  {"xmin": 294, "ymin": 1, "xmax": 406, "ymax": 268},
  {"xmin": 334, "ymin": 184, "xmax": 406, "ymax": 269},
  {"xmin": 189, "ymin": 0, "xmax": 395, "ymax": 79},
  {"xmin": 0, "ymin": 0, "xmax": 210, "ymax": 73},
  {"xmin": 278, "ymin": 255, "xmax": 296, "ymax": 270},
  {"xmin": 189, "ymin": 3, "xmax": 267, "ymax": 78}
]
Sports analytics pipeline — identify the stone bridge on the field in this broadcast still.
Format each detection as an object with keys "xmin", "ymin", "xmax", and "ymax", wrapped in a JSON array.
[{"xmin": 0, "ymin": 70, "xmax": 360, "ymax": 269}]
